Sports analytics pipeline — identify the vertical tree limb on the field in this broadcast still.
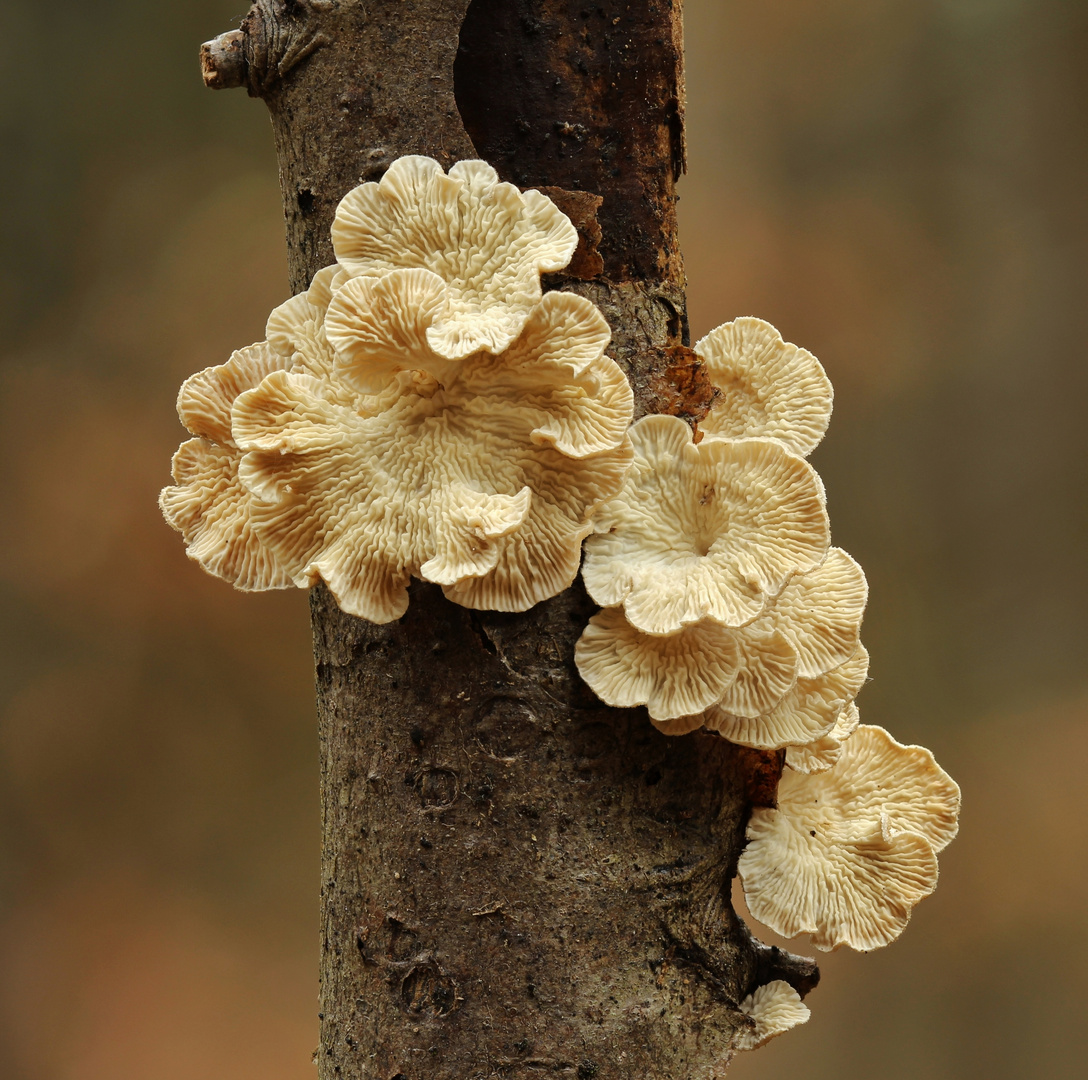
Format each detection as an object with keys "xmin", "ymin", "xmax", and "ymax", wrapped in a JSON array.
[{"xmin": 200, "ymin": 2, "xmax": 817, "ymax": 1076}]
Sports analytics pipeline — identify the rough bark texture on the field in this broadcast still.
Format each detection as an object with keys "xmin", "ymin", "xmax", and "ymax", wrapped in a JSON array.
[{"xmin": 201, "ymin": 2, "xmax": 818, "ymax": 1076}]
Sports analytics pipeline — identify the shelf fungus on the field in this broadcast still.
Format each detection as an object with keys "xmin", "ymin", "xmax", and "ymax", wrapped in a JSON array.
[
  {"xmin": 162, "ymin": 147, "xmax": 962, "ymax": 1050},
  {"xmin": 738, "ymin": 724, "xmax": 961, "ymax": 952},
  {"xmin": 733, "ymin": 980, "xmax": 811, "ymax": 1052},
  {"xmin": 160, "ymin": 265, "xmax": 362, "ymax": 591},
  {"xmin": 581, "ymin": 414, "xmax": 830, "ymax": 636},
  {"xmin": 575, "ymin": 549, "xmax": 868, "ymax": 736},
  {"xmin": 162, "ymin": 159, "xmax": 630, "ymax": 622},
  {"xmin": 331, "ymin": 155, "xmax": 578, "ymax": 360},
  {"xmin": 694, "ymin": 317, "xmax": 833, "ymax": 457},
  {"xmin": 236, "ymin": 276, "xmax": 632, "ymax": 620}
]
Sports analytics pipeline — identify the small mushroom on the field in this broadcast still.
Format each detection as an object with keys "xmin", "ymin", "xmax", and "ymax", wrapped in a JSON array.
[
  {"xmin": 708, "ymin": 548, "xmax": 867, "ymax": 726},
  {"xmin": 769, "ymin": 547, "xmax": 868, "ymax": 678},
  {"xmin": 575, "ymin": 550, "xmax": 866, "ymax": 732},
  {"xmin": 232, "ymin": 272, "xmax": 633, "ymax": 622},
  {"xmin": 733, "ymin": 980, "xmax": 811, "ymax": 1051},
  {"xmin": 694, "ymin": 317, "xmax": 833, "ymax": 457},
  {"xmin": 737, "ymin": 724, "xmax": 961, "ymax": 951},
  {"xmin": 265, "ymin": 264, "xmax": 347, "ymax": 381},
  {"xmin": 582, "ymin": 414, "xmax": 829, "ymax": 635},
  {"xmin": 331, "ymin": 156, "xmax": 579, "ymax": 360}
]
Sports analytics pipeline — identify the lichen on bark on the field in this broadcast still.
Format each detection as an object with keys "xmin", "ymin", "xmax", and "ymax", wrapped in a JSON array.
[{"xmin": 200, "ymin": 1, "xmax": 818, "ymax": 1075}]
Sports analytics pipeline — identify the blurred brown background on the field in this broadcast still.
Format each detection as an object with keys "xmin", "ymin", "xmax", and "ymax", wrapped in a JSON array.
[{"xmin": 0, "ymin": 1, "xmax": 1084, "ymax": 1077}]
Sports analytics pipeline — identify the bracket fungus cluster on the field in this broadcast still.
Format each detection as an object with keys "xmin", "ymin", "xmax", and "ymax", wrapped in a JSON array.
[
  {"xmin": 162, "ymin": 154, "xmax": 960, "ymax": 1058},
  {"xmin": 161, "ymin": 156, "xmax": 632, "ymax": 621},
  {"xmin": 573, "ymin": 316, "xmax": 960, "ymax": 1040}
]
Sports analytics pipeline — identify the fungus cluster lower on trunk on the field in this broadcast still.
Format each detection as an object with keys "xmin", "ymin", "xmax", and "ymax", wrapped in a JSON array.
[{"xmin": 161, "ymin": 154, "xmax": 960, "ymax": 1057}]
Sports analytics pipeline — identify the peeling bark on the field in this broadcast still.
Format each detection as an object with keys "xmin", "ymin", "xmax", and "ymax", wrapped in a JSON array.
[{"xmin": 201, "ymin": 1, "xmax": 818, "ymax": 1076}]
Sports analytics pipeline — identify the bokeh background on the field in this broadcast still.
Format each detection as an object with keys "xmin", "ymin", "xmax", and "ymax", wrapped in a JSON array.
[{"xmin": 0, "ymin": 0, "xmax": 1085, "ymax": 1076}]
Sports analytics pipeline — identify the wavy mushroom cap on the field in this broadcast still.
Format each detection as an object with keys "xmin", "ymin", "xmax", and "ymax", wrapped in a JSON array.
[
  {"xmin": 582, "ymin": 414, "xmax": 829, "ymax": 635},
  {"xmin": 331, "ymin": 156, "xmax": 578, "ymax": 360},
  {"xmin": 770, "ymin": 547, "xmax": 868, "ymax": 677},
  {"xmin": 785, "ymin": 700, "xmax": 861, "ymax": 773},
  {"xmin": 704, "ymin": 546, "xmax": 868, "ymax": 733},
  {"xmin": 574, "ymin": 547, "xmax": 866, "ymax": 734},
  {"xmin": 738, "ymin": 724, "xmax": 961, "ymax": 951},
  {"xmin": 733, "ymin": 980, "xmax": 811, "ymax": 1052},
  {"xmin": 695, "ymin": 317, "xmax": 833, "ymax": 457},
  {"xmin": 160, "ymin": 267, "xmax": 362, "ymax": 591},
  {"xmin": 231, "ymin": 273, "xmax": 633, "ymax": 623},
  {"xmin": 706, "ymin": 643, "xmax": 869, "ymax": 750},
  {"xmin": 575, "ymin": 607, "xmax": 740, "ymax": 722},
  {"xmin": 265, "ymin": 263, "xmax": 344, "ymax": 378},
  {"xmin": 160, "ymin": 341, "xmax": 294, "ymax": 591}
]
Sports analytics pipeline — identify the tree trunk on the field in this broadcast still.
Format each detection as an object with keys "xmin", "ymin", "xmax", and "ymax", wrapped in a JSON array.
[{"xmin": 201, "ymin": 2, "xmax": 818, "ymax": 1077}]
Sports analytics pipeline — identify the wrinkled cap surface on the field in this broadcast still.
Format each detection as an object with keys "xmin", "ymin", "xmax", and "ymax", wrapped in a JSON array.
[
  {"xmin": 161, "ymin": 267, "xmax": 354, "ymax": 590},
  {"xmin": 575, "ymin": 607, "xmax": 740, "ymax": 722},
  {"xmin": 733, "ymin": 980, "xmax": 811, "ymax": 1052},
  {"xmin": 785, "ymin": 700, "xmax": 861, "ymax": 773},
  {"xmin": 582, "ymin": 414, "xmax": 829, "ymax": 635},
  {"xmin": 705, "ymin": 637, "xmax": 869, "ymax": 750},
  {"xmin": 770, "ymin": 547, "xmax": 868, "ymax": 678},
  {"xmin": 160, "ymin": 341, "xmax": 294, "ymax": 591},
  {"xmin": 232, "ymin": 273, "xmax": 633, "ymax": 622},
  {"xmin": 695, "ymin": 317, "xmax": 833, "ymax": 457},
  {"xmin": 331, "ymin": 156, "xmax": 578, "ymax": 360},
  {"xmin": 738, "ymin": 724, "xmax": 961, "ymax": 951},
  {"xmin": 575, "ymin": 546, "xmax": 866, "ymax": 737}
]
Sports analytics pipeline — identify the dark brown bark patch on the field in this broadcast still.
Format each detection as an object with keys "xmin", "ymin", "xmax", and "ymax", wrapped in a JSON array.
[
  {"xmin": 455, "ymin": 0, "xmax": 686, "ymax": 282},
  {"xmin": 533, "ymin": 187, "xmax": 605, "ymax": 280}
]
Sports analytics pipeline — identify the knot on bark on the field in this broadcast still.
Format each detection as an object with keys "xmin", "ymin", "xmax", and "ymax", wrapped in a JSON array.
[{"xmin": 201, "ymin": 0, "xmax": 334, "ymax": 96}]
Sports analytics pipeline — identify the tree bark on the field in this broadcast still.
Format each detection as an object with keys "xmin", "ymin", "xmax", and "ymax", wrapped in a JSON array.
[{"xmin": 201, "ymin": 2, "xmax": 818, "ymax": 1077}]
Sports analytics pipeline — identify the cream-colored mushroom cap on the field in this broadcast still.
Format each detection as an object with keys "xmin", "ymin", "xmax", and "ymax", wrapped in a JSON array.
[
  {"xmin": 160, "ymin": 341, "xmax": 293, "ymax": 591},
  {"xmin": 738, "ymin": 724, "xmax": 961, "ymax": 951},
  {"xmin": 331, "ymin": 156, "xmax": 578, "ymax": 360},
  {"xmin": 705, "ymin": 548, "xmax": 866, "ymax": 734},
  {"xmin": 695, "ymin": 317, "xmax": 833, "ymax": 457},
  {"xmin": 733, "ymin": 980, "xmax": 810, "ymax": 1052},
  {"xmin": 232, "ymin": 271, "xmax": 633, "ymax": 622},
  {"xmin": 582, "ymin": 414, "xmax": 830, "ymax": 635},
  {"xmin": 264, "ymin": 264, "xmax": 347, "ymax": 383},
  {"xmin": 769, "ymin": 547, "xmax": 868, "ymax": 678},
  {"xmin": 575, "ymin": 607, "xmax": 740, "ymax": 722},
  {"xmin": 706, "ymin": 644, "xmax": 869, "ymax": 751},
  {"xmin": 786, "ymin": 700, "xmax": 861, "ymax": 773},
  {"xmin": 575, "ymin": 548, "xmax": 866, "ymax": 736},
  {"xmin": 160, "ymin": 267, "xmax": 356, "ymax": 591}
]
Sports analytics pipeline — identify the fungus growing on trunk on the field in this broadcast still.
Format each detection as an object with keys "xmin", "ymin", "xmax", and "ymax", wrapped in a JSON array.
[
  {"xmin": 161, "ymin": 116, "xmax": 961, "ymax": 1060},
  {"xmin": 233, "ymin": 279, "xmax": 632, "ymax": 621},
  {"xmin": 694, "ymin": 316, "xmax": 834, "ymax": 456},
  {"xmin": 162, "ymin": 160, "xmax": 632, "ymax": 622},
  {"xmin": 733, "ymin": 979, "xmax": 812, "ymax": 1051},
  {"xmin": 738, "ymin": 724, "xmax": 961, "ymax": 951},
  {"xmin": 582, "ymin": 413, "xmax": 830, "ymax": 635},
  {"xmin": 331, "ymin": 156, "xmax": 578, "ymax": 359}
]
